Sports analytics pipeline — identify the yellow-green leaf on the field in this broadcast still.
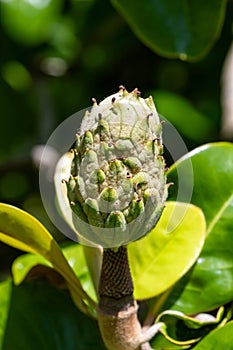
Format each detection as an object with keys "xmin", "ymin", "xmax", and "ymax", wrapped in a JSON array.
[
  {"xmin": 129, "ymin": 201, "xmax": 206, "ymax": 299},
  {"xmin": 12, "ymin": 243, "xmax": 98, "ymax": 303},
  {"xmin": 0, "ymin": 203, "xmax": 96, "ymax": 317}
]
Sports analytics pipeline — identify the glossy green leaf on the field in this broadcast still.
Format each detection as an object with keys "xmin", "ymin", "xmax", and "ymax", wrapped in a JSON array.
[
  {"xmin": 111, "ymin": 0, "xmax": 227, "ymax": 60},
  {"xmin": 12, "ymin": 253, "xmax": 51, "ymax": 285},
  {"xmin": 192, "ymin": 321, "xmax": 233, "ymax": 350},
  {"xmin": 166, "ymin": 142, "xmax": 233, "ymax": 314},
  {"xmin": 0, "ymin": 203, "xmax": 96, "ymax": 317},
  {"xmin": 12, "ymin": 244, "xmax": 97, "ymax": 302},
  {"xmin": 0, "ymin": 280, "xmax": 105, "ymax": 350},
  {"xmin": 155, "ymin": 308, "xmax": 224, "ymax": 346},
  {"xmin": 128, "ymin": 201, "xmax": 206, "ymax": 300},
  {"xmin": 151, "ymin": 333, "xmax": 190, "ymax": 350},
  {"xmin": 63, "ymin": 244, "xmax": 98, "ymax": 302}
]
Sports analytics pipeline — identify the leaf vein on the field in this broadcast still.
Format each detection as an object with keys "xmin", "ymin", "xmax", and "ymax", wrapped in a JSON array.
[{"xmin": 206, "ymin": 193, "xmax": 233, "ymax": 235}]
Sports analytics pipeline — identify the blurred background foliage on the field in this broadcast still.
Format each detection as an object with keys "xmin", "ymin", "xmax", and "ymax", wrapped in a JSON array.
[{"xmin": 0, "ymin": 0, "xmax": 232, "ymax": 274}]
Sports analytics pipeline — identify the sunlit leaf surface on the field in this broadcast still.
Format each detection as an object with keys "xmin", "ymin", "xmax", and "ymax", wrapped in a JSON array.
[
  {"xmin": 0, "ymin": 204, "xmax": 96, "ymax": 316},
  {"xmin": 128, "ymin": 201, "xmax": 206, "ymax": 299},
  {"xmin": 166, "ymin": 142, "xmax": 233, "ymax": 313}
]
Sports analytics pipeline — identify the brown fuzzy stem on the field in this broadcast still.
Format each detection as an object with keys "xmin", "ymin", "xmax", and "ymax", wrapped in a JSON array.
[{"xmin": 97, "ymin": 246, "xmax": 142, "ymax": 350}]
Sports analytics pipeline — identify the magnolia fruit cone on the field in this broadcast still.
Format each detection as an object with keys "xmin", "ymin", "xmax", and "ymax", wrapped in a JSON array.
[{"xmin": 58, "ymin": 86, "xmax": 167, "ymax": 248}]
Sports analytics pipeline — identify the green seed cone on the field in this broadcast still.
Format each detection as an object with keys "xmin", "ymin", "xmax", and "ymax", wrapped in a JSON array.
[{"xmin": 57, "ymin": 87, "xmax": 167, "ymax": 247}]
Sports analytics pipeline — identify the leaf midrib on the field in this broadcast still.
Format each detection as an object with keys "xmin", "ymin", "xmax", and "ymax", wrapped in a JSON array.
[{"xmin": 206, "ymin": 193, "xmax": 233, "ymax": 236}]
